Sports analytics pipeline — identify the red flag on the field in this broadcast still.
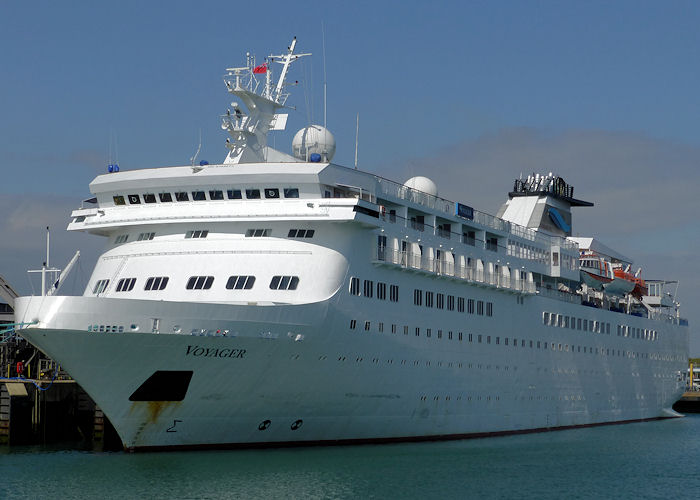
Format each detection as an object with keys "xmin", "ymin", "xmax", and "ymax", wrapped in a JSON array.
[{"xmin": 253, "ymin": 63, "xmax": 267, "ymax": 74}]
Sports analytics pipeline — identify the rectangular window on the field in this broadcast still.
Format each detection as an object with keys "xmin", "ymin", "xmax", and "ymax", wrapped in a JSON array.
[
  {"xmin": 137, "ymin": 232, "xmax": 155, "ymax": 241},
  {"xmin": 113, "ymin": 195, "xmax": 126, "ymax": 205},
  {"xmin": 486, "ymin": 302, "xmax": 493, "ymax": 317},
  {"xmin": 225, "ymin": 275, "xmax": 256, "ymax": 290},
  {"xmin": 438, "ymin": 330, "xmax": 443, "ymax": 339},
  {"xmin": 570, "ymin": 316, "xmax": 576, "ymax": 329},
  {"xmin": 143, "ymin": 193, "xmax": 156, "ymax": 203},
  {"xmin": 404, "ymin": 325, "xmax": 409, "ymax": 335},
  {"xmin": 191, "ymin": 191, "xmax": 206, "ymax": 201},
  {"xmin": 415, "ymin": 327, "xmax": 420, "ymax": 337},
  {"xmin": 227, "ymin": 189, "xmax": 242, "ymax": 200},
  {"xmin": 477, "ymin": 300, "xmax": 484, "ymax": 315},
  {"xmin": 447, "ymin": 295, "xmax": 454, "ymax": 311},
  {"xmin": 128, "ymin": 194, "xmax": 141, "ymax": 204},
  {"xmin": 363, "ymin": 280, "xmax": 374, "ymax": 298},
  {"xmin": 349, "ymin": 277, "xmax": 360, "ymax": 295},
  {"xmin": 175, "ymin": 192, "xmax": 189, "ymax": 202},
  {"xmin": 391, "ymin": 324, "xmax": 397, "ymax": 334},
  {"xmin": 269, "ymin": 275, "xmax": 300, "ymax": 290},
  {"xmin": 478, "ymin": 334, "xmax": 482, "ymax": 343},
  {"xmin": 377, "ymin": 282, "xmax": 387, "ymax": 300},
  {"xmin": 288, "ymin": 229, "xmax": 315, "ymax": 238},
  {"xmin": 159, "ymin": 192, "xmax": 173, "ymax": 202},
  {"xmin": 583, "ymin": 319, "xmax": 588, "ymax": 331},
  {"xmin": 468, "ymin": 333, "xmax": 472, "ymax": 342},
  {"xmin": 458, "ymin": 297, "xmax": 465, "ymax": 313},
  {"xmin": 436, "ymin": 293, "xmax": 444, "ymax": 310},
  {"xmin": 364, "ymin": 321, "xmax": 371, "ymax": 331},
  {"xmin": 487, "ymin": 336, "xmax": 491, "ymax": 344},
  {"xmin": 115, "ymin": 234, "xmax": 129, "ymax": 244},
  {"xmin": 448, "ymin": 331, "xmax": 453, "ymax": 340},
  {"xmin": 425, "ymin": 291, "xmax": 434, "ymax": 308},
  {"xmin": 389, "ymin": 285, "xmax": 399, "ymax": 302},
  {"xmin": 245, "ymin": 229, "xmax": 270, "ymax": 237},
  {"xmin": 264, "ymin": 188, "xmax": 280, "ymax": 199},
  {"xmin": 497, "ymin": 337, "xmax": 501, "ymax": 345},
  {"xmin": 209, "ymin": 190, "xmax": 224, "ymax": 200},
  {"xmin": 378, "ymin": 322, "xmax": 384, "ymax": 333},
  {"xmin": 144, "ymin": 276, "xmax": 169, "ymax": 291},
  {"xmin": 350, "ymin": 319, "xmax": 356, "ymax": 330},
  {"xmin": 284, "ymin": 188, "xmax": 300, "ymax": 198},
  {"xmin": 577, "ymin": 318, "xmax": 582, "ymax": 330},
  {"xmin": 468, "ymin": 299, "xmax": 475, "ymax": 314},
  {"xmin": 426, "ymin": 328, "xmax": 432, "ymax": 338},
  {"xmin": 185, "ymin": 230, "xmax": 209, "ymax": 239},
  {"xmin": 414, "ymin": 289, "xmax": 423, "ymax": 306},
  {"xmin": 246, "ymin": 189, "xmax": 261, "ymax": 199},
  {"xmin": 186, "ymin": 276, "xmax": 214, "ymax": 290}
]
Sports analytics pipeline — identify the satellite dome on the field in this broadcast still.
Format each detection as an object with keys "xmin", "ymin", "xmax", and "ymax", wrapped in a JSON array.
[
  {"xmin": 292, "ymin": 125, "xmax": 336, "ymax": 162},
  {"xmin": 404, "ymin": 176, "xmax": 438, "ymax": 197}
]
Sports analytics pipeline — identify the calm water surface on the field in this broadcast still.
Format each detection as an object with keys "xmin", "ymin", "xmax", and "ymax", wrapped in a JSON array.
[{"xmin": 2, "ymin": 415, "xmax": 699, "ymax": 499}]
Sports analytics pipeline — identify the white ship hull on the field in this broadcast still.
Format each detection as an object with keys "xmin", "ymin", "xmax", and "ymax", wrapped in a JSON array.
[{"xmin": 15, "ymin": 292, "xmax": 687, "ymax": 451}]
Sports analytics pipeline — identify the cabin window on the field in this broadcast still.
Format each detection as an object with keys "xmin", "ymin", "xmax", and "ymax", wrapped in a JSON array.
[
  {"xmin": 144, "ymin": 277, "xmax": 169, "ymax": 291},
  {"xmin": 192, "ymin": 191, "xmax": 206, "ymax": 201},
  {"xmin": 225, "ymin": 275, "xmax": 256, "ymax": 290},
  {"xmin": 468, "ymin": 299, "xmax": 475, "ymax": 314},
  {"xmin": 390, "ymin": 285, "xmax": 399, "ymax": 302},
  {"xmin": 288, "ymin": 229, "xmax": 315, "ymax": 238},
  {"xmin": 93, "ymin": 279, "xmax": 110, "ymax": 294},
  {"xmin": 447, "ymin": 295, "xmax": 454, "ymax": 311},
  {"xmin": 159, "ymin": 192, "xmax": 172, "ymax": 202},
  {"xmin": 436, "ymin": 293, "xmax": 444, "ymax": 310},
  {"xmin": 350, "ymin": 319, "xmax": 356, "ymax": 330},
  {"xmin": 284, "ymin": 188, "xmax": 299, "ymax": 198},
  {"xmin": 486, "ymin": 302, "xmax": 493, "ymax": 317},
  {"xmin": 458, "ymin": 297, "xmax": 465, "ymax": 312},
  {"xmin": 245, "ymin": 229, "xmax": 270, "ymax": 237},
  {"xmin": 227, "ymin": 189, "xmax": 242, "ymax": 200},
  {"xmin": 349, "ymin": 277, "xmax": 360, "ymax": 295},
  {"xmin": 143, "ymin": 193, "xmax": 156, "ymax": 204},
  {"xmin": 269, "ymin": 275, "xmax": 299, "ymax": 290},
  {"xmin": 377, "ymin": 282, "xmax": 387, "ymax": 300},
  {"xmin": 113, "ymin": 195, "xmax": 126, "ymax": 205},
  {"xmin": 413, "ymin": 289, "xmax": 422, "ymax": 306},
  {"xmin": 115, "ymin": 234, "xmax": 129, "ymax": 244},
  {"xmin": 363, "ymin": 280, "xmax": 373, "ymax": 298},
  {"xmin": 186, "ymin": 276, "xmax": 214, "ymax": 290},
  {"xmin": 246, "ymin": 189, "xmax": 261, "ymax": 199},
  {"xmin": 477, "ymin": 300, "xmax": 484, "ymax": 315},
  {"xmin": 264, "ymin": 188, "xmax": 280, "ymax": 199},
  {"xmin": 185, "ymin": 230, "xmax": 209, "ymax": 239},
  {"xmin": 128, "ymin": 194, "xmax": 141, "ymax": 204},
  {"xmin": 137, "ymin": 232, "xmax": 155, "ymax": 241},
  {"xmin": 425, "ymin": 291, "xmax": 434, "ymax": 308},
  {"xmin": 175, "ymin": 192, "xmax": 189, "ymax": 202},
  {"xmin": 116, "ymin": 278, "xmax": 136, "ymax": 292},
  {"xmin": 209, "ymin": 190, "xmax": 224, "ymax": 200}
]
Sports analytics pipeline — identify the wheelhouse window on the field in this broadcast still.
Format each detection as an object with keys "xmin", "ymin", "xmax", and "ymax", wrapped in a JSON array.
[
  {"xmin": 269, "ymin": 275, "xmax": 299, "ymax": 290},
  {"xmin": 209, "ymin": 190, "xmax": 224, "ymax": 200},
  {"xmin": 284, "ymin": 188, "xmax": 299, "ymax": 198},
  {"xmin": 128, "ymin": 194, "xmax": 141, "ymax": 204},
  {"xmin": 143, "ymin": 193, "xmax": 156, "ymax": 204},
  {"xmin": 159, "ymin": 192, "xmax": 173, "ymax": 202},
  {"xmin": 186, "ymin": 276, "xmax": 214, "ymax": 290},
  {"xmin": 227, "ymin": 189, "xmax": 242, "ymax": 199},
  {"xmin": 144, "ymin": 277, "xmax": 169, "ymax": 291},
  {"xmin": 113, "ymin": 195, "xmax": 126, "ymax": 205},
  {"xmin": 191, "ymin": 191, "xmax": 206, "ymax": 201},
  {"xmin": 246, "ymin": 189, "xmax": 261, "ymax": 199},
  {"xmin": 116, "ymin": 278, "xmax": 136, "ymax": 292},
  {"xmin": 115, "ymin": 234, "xmax": 129, "ymax": 244},
  {"xmin": 137, "ymin": 232, "xmax": 155, "ymax": 241},
  {"xmin": 175, "ymin": 192, "xmax": 189, "ymax": 202},
  {"xmin": 225, "ymin": 275, "xmax": 256, "ymax": 290},
  {"xmin": 264, "ymin": 188, "xmax": 280, "ymax": 199}
]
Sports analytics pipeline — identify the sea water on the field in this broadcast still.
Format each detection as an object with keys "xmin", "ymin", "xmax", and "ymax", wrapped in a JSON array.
[{"xmin": 1, "ymin": 415, "xmax": 699, "ymax": 499}]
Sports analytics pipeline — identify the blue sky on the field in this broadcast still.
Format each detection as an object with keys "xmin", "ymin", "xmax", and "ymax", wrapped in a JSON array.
[{"xmin": 1, "ymin": 0, "xmax": 699, "ymax": 352}]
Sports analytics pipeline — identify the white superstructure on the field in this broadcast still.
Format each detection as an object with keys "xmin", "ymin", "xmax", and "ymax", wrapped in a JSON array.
[{"xmin": 14, "ymin": 40, "xmax": 689, "ymax": 451}]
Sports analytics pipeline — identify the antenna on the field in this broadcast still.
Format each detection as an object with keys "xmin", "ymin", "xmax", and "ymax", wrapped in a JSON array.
[
  {"xmin": 190, "ymin": 129, "xmax": 202, "ymax": 166},
  {"xmin": 322, "ymin": 22, "xmax": 327, "ymax": 129},
  {"xmin": 354, "ymin": 113, "xmax": 359, "ymax": 169}
]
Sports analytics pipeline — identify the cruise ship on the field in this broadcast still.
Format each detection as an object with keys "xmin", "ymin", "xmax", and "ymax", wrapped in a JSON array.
[{"xmin": 14, "ymin": 39, "xmax": 689, "ymax": 451}]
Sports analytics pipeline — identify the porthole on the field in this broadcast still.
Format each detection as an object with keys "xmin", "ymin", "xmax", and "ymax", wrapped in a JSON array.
[{"xmin": 290, "ymin": 419, "xmax": 303, "ymax": 430}]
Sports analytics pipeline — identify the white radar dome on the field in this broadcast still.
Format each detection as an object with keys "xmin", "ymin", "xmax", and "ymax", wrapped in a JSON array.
[
  {"xmin": 292, "ymin": 125, "xmax": 336, "ymax": 162},
  {"xmin": 404, "ymin": 176, "xmax": 438, "ymax": 197}
]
